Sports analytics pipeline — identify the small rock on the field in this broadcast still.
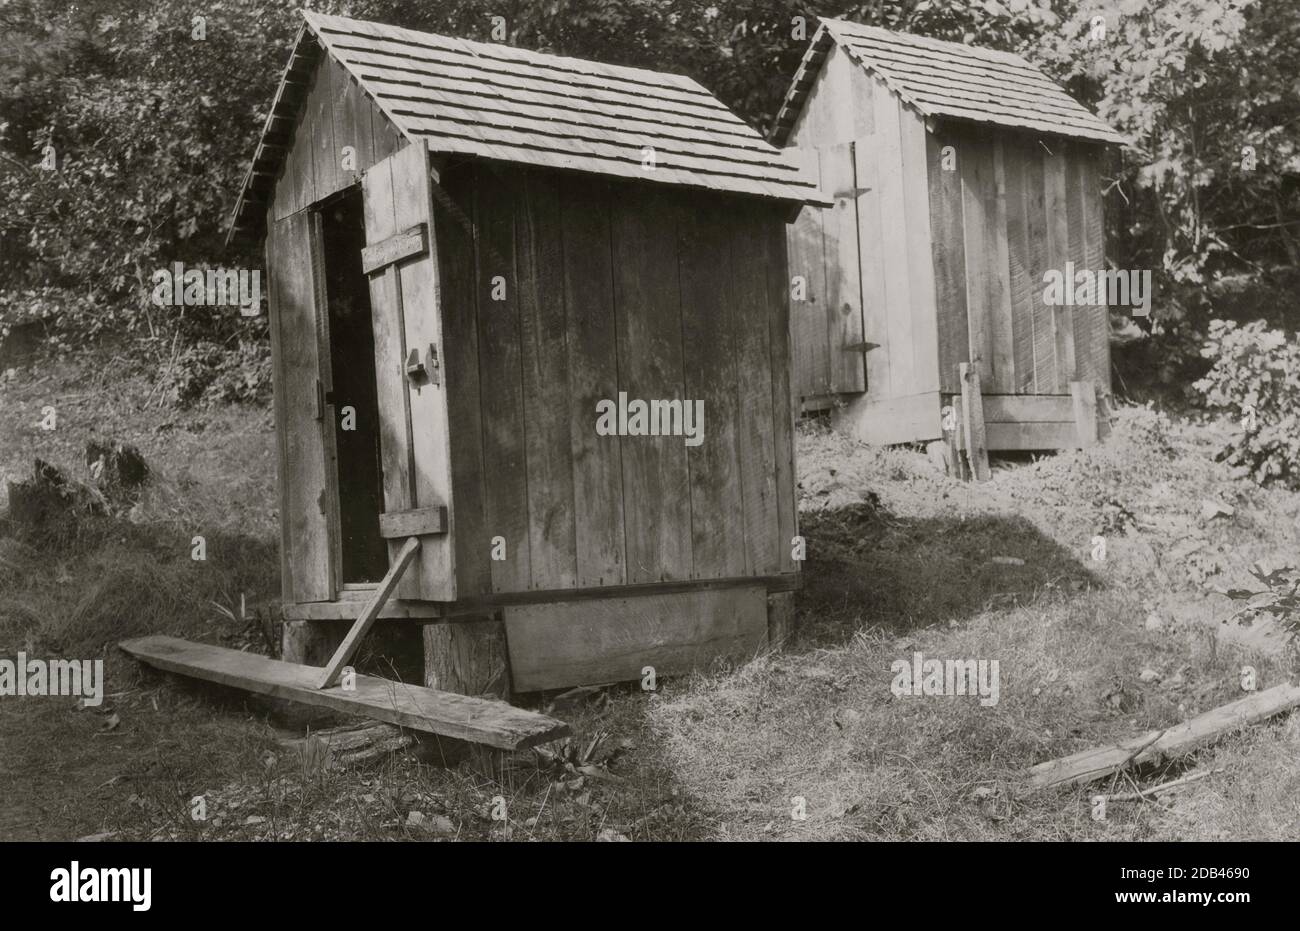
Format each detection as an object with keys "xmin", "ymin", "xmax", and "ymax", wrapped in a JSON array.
[
  {"xmin": 833, "ymin": 707, "xmax": 863, "ymax": 730},
  {"xmin": 407, "ymin": 810, "xmax": 455, "ymax": 836},
  {"xmin": 1144, "ymin": 613, "xmax": 1164, "ymax": 631},
  {"xmin": 76, "ymin": 831, "xmax": 118, "ymax": 842},
  {"xmin": 243, "ymin": 815, "xmax": 267, "ymax": 826},
  {"xmin": 971, "ymin": 786, "xmax": 993, "ymax": 800},
  {"xmin": 992, "ymin": 556, "xmax": 1025, "ymax": 566},
  {"xmin": 596, "ymin": 828, "xmax": 630, "ymax": 842},
  {"xmin": 1139, "ymin": 668, "xmax": 1161, "ymax": 683},
  {"xmin": 1200, "ymin": 498, "xmax": 1234, "ymax": 520}
]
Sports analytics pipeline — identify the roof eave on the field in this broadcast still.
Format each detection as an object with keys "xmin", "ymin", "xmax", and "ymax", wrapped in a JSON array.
[{"xmin": 224, "ymin": 21, "xmax": 321, "ymax": 249}]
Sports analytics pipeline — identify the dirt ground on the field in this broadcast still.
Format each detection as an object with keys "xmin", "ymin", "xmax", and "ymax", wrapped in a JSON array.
[{"xmin": 1, "ymin": 360, "xmax": 1297, "ymax": 841}]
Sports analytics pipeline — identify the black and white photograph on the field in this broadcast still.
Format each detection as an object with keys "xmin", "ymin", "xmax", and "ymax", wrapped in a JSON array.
[{"xmin": 0, "ymin": 0, "xmax": 1295, "ymax": 905}]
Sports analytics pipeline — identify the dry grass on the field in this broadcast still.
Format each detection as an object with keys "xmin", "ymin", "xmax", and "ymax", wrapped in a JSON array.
[
  {"xmin": 2, "ymin": 357, "xmax": 1297, "ymax": 841},
  {"xmin": 646, "ymin": 408, "xmax": 1300, "ymax": 840}
]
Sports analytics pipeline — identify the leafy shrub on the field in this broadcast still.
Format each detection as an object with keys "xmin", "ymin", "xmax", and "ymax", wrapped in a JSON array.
[
  {"xmin": 1214, "ymin": 562, "xmax": 1300, "ymax": 639},
  {"xmin": 160, "ymin": 338, "xmax": 272, "ymax": 408},
  {"xmin": 1193, "ymin": 319, "xmax": 1300, "ymax": 487}
]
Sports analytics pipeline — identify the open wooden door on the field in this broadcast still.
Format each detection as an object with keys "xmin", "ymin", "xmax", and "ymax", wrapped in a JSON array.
[
  {"xmin": 266, "ymin": 210, "xmax": 336, "ymax": 603},
  {"xmin": 361, "ymin": 140, "xmax": 456, "ymax": 601}
]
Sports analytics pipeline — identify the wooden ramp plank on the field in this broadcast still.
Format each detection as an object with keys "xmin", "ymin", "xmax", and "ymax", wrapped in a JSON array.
[{"xmin": 119, "ymin": 635, "xmax": 569, "ymax": 750}]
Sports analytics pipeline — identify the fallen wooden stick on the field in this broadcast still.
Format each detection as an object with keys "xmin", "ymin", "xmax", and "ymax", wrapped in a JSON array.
[
  {"xmin": 1027, "ymin": 682, "xmax": 1300, "ymax": 792},
  {"xmin": 1103, "ymin": 767, "xmax": 1224, "ymax": 803}
]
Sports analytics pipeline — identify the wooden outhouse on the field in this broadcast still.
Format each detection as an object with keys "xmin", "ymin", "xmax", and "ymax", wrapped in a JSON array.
[
  {"xmin": 227, "ymin": 12, "xmax": 822, "ymax": 697},
  {"xmin": 772, "ymin": 19, "xmax": 1124, "ymax": 458}
]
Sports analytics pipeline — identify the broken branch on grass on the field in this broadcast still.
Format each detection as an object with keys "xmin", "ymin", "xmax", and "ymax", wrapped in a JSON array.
[
  {"xmin": 1026, "ymin": 682, "xmax": 1300, "ymax": 792},
  {"xmin": 1103, "ymin": 768, "xmax": 1225, "ymax": 803}
]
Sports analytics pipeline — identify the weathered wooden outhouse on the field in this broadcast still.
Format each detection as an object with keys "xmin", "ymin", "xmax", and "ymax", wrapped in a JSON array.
[
  {"xmin": 772, "ymin": 19, "xmax": 1124, "ymax": 458},
  {"xmin": 227, "ymin": 12, "xmax": 821, "ymax": 697}
]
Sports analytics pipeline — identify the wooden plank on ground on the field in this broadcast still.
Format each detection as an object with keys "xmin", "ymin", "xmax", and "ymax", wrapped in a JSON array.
[
  {"xmin": 561, "ymin": 175, "xmax": 626, "ymax": 588},
  {"xmin": 503, "ymin": 587, "xmax": 768, "ymax": 691},
  {"xmin": 119, "ymin": 635, "xmax": 569, "ymax": 750},
  {"xmin": 317, "ymin": 536, "xmax": 421, "ymax": 688},
  {"xmin": 517, "ymin": 170, "xmax": 578, "ymax": 591},
  {"xmin": 611, "ymin": 183, "xmax": 693, "ymax": 583},
  {"xmin": 960, "ymin": 362, "xmax": 990, "ymax": 481},
  {"xmin": 926, "ymin": 130, "xmax": 967, "ymax": 397},
  {"xmin": 820, "ymin": 141, "xmax": 865, "ymax": 394},
  {"xmin": 1026, "ymin": 682, "xmax": 1300, "ymax": 791}
]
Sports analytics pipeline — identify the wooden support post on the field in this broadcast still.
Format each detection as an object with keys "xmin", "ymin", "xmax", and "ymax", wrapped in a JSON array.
[
  {"xmin": 317, "ymin": 536, "xmax": 421, "ymax": 689},
  {"xmin": 941, "ymin": 400, "xmax": 968, "ymax": 480},
  {"xmin": 424, "ymin": 618, "xmax": 511, "ymax": 700},
  {"xmin": 959, "ymin": 363, "xmax": 991, "ymax": 481},
  {"xmin": 1071, "ymin": 380, "xmax": 1099, "ymax": 448},
  {"xmin": 767, "ymin": 591, "xmax": 796, "ymax": 648}
]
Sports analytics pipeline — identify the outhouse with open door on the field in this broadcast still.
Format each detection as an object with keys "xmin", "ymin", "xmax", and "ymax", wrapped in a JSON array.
[{"xmin": 226, "ymin": 11, "xmax": 825, "ymax": 698}]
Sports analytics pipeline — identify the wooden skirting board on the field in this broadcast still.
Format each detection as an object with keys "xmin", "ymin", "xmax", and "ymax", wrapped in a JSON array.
[
  {"xmin": 283, "ymin": 573, "xmax": 802, "ymax": 622},
  {"xmin": 504, "ymin": 586, "xmax": 769, "ymax": 691},
  {"xmin": 119, "ymin": 635, "xmax": 569, "ymax": 750}
]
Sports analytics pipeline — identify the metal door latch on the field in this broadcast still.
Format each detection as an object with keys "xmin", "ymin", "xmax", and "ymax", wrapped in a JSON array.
[{"xmin": 405, "ymin": 343, "xmax": 441, "ymax": 386}]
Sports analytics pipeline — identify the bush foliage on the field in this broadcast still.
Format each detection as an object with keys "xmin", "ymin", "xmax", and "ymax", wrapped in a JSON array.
[
  {"xmin": 1, "ymin": 0, "xmax": 1298, "ymax": 401},
  {"xmin": 1194, "ymin": 319, "xmax": 1300, "ymax": 487}
]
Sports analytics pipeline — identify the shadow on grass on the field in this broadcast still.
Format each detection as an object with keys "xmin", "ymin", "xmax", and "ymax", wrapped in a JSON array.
[{"xmin": 796, "ymin": 500, "xmax": 1100, "ymax": 646}]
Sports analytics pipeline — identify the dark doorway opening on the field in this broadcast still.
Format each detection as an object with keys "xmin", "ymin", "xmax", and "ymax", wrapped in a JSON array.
[{"xmin": 320, "ymin": 188, "xmax": 388, "ymax": 583}]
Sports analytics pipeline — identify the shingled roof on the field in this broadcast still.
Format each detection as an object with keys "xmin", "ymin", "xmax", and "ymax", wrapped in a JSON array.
[
  {"xmin": 229, "ymin": 11, "xmax": 824, "ymax": 242},
  {"xmin": 772, "ymin": 18, "xmax": 1124, "ymax": 147}
]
